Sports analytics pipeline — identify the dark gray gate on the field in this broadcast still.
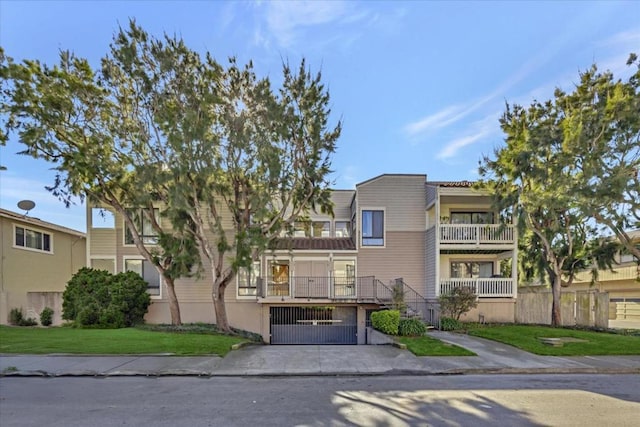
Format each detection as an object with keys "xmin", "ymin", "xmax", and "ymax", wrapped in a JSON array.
[{"xmin": 270, "ymin": 306, "xmax": 357, "ymax": 345}]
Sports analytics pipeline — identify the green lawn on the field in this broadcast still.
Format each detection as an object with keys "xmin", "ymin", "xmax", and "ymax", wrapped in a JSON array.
[
  {"xmin": 467, "ymin": 325, "xmax": 640, "ymax": 356},
  {"xmin": 397, "ymin": 335, "xmax": 476, "ymax": 356},
  {"xmin": 0, "ymin": 326, "xmax": 250, "ymax": 356}
]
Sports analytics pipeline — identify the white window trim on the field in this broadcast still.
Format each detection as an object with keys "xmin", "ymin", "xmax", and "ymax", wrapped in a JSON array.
[
  {"xmin": 236, "ymin": 260, "xmax": 262, "ymax": 300},
  {"xmin": 360, "ymin": 207, "xmax": 386, "ymax": 248},
  {"xmin": 12, "ymin": 223, "xmax": 54, "ymax": 255},
  {"xmin": 123, "ymin": 255, "xmax": 163, "ymax": 300},
  {"xmin": 332, "ymin": 257, "xmax": 357, "ymax": 277},
  {"xmin": 122, "ymin": 209, "xmax": 160, "ymax": 247},
  {"xmin": 90, "ymin": 207, "xmax": 116, "ymax": 229},
  {"xmin": 448, "ymin": 259, "xmax": 497, "ymax": 279},
  {"xmin": 89, "ymin": 256, "xmax": 117, "ymax": 274},
  {"xmin": 333, "ymin": 219, "xmax": 352, "ymax": 238}
]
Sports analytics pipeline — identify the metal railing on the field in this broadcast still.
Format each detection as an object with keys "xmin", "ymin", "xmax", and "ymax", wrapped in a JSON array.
[
  {"xmin": 439, "ymin": 224, "xmax": 514, "ymax": 244},
  {"xmin": 439, "ymin": 278, "xmax": 515, "ymax": 297}
]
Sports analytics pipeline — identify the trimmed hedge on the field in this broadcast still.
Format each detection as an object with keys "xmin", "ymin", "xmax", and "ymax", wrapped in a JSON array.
[{"xmin": 371, "ymin": 310, "xmax": 400, "ymax": 335}]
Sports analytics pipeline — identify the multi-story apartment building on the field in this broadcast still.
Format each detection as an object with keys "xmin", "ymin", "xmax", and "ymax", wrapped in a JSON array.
[{"xmin": 86, "ymin": 174, "xmax": 518, "ymax": 344}]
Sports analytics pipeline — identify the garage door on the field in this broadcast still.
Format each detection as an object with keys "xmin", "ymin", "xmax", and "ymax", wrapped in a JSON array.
[{"xmin": 270, "ymin": 306, "xmax": 357, "ymax": 345}]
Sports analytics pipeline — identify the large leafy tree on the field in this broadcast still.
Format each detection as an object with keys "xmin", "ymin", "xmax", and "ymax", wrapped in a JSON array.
[
  {"xmin": 1, "ymin": 21, "xmax": 339, "ymax": 332},
  {"xmin": 1, "ymin": 42, "xmax": 200, "ymax": 325},
  {"xmin": 560, "ymin": 54, "xmax": 640, "ymax": 263},
  {"xmin": 478, "ymin": 58, "xmax": 634, "ymax": 325}
]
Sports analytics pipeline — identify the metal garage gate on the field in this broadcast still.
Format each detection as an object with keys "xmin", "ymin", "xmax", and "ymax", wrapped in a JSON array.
[{"xmin": 270, "ymin": 306, "xmax": 357, "ymax": 345}]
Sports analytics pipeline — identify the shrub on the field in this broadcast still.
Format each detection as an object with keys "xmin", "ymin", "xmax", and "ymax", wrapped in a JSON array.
[
  {"xmin": 9, "ymin": 308, "xmax": 23, "ymax": 325},
  {"xmin": 371, "ymin": 309, "xmax": 400, "ymax": 335},
  {"xmin": 40, "ymin": 307, "xmax": 54, "ymax": 326},
  {"xmin": 440, "ymin": 317, "xmax": 463, "ymax": 331},
  {"xmin": 63, "ymin": 267, "xmax": 151, "ymax": 328},
  {"xmin": 439, "ymin": 286, "xmax": 478, "ymax": 321},
  {"xmin": 8, "ymin": 308, "xmax": 37, "ymax": 326},
  {"xmin": 399, "ymin": 318, "xmax": 427, "ymax": 336}
]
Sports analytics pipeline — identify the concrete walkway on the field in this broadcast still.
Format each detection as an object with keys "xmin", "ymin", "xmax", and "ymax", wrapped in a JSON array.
[{"xmin": 1, "ymin": 331, "xmax": 639, "ymax": 377}]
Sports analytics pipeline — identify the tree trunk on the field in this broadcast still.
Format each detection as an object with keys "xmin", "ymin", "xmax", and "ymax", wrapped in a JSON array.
[
  {"xmin": 551, "ymin": 274, "xmax": 562, "ymax": 326},
  {"xmin": 164, "ymin": 276, "xmax": 182, "ymax": 326},
  {"xmin": 211, "ymin": 269, "xmax": 233, "ymax": 333},
  {"xmin": 212, "ymin": 280, "xmax": 231, "ymax": 333}
]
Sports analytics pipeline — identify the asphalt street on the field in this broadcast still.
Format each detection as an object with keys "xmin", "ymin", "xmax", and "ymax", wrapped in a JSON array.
[{"xmin": 1, "ymin": 374, "xmax": 638, "ymax": 426}]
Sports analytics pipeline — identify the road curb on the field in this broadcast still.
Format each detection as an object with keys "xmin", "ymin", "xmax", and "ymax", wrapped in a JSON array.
[{"xmin": 3, "ymin": 367, "xmax": 639, "ymax": 378}]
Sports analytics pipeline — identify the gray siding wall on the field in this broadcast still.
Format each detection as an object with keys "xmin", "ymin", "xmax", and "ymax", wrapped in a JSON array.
[
  {"xmin": 330, "ymin": 190, "xmax": 355, "ymax": 220},
  {"xmin": 357, "ymin": 231, "xmax": 426, "ymax": 295},
  {"xmin": 357, "ymin": 175, "xmax": 426, "ymax": 232},
  {"xmin": 425, "ymin": 226, "xmax": 437, "ymax": 299},
  {"xmin": 426, "ymin": 184, "xmax": 437, "ymax": 207},
  {"xmin": 356, "ymin": 175, "xmax": 427, "ymax": 295}
]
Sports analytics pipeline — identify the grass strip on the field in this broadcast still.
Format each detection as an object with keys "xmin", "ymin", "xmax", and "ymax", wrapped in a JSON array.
[
  {"xmin": 397, "ymin": 335, "xmax": 476, "ymax": 356},
  {"xmin": 0, "ymin": 325, "xmax": 249, "ymax": 356},
  {"xmin": 468, "ymin": 325, "xmax": 640, "ymax": 356}
]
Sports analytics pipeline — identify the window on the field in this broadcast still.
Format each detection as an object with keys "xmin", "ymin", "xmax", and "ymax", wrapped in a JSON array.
[
  {"xmin": 335, "ymin": 221, "xmax": 351, "ymax": 238},
  {"xmin": 15, "ymin": 226, "xmax": 52, "ymax": 253},
  {"xmin": 267, "ymin": 261, "xmax": 290, "ymax": 296},
  {"xmin": 362, "ymin": 210, "xmax": 384, "ymax": 246},
  {"xmin": 450, "ymin": 261, "xmax": 494, "ymax": 279},
  {"xmin": 312, "ymin": 221, "xmax": 330, "ymax": 237},
  {"xmin": 238, "ymin": 261, "xmax": 261, "ymax": 297},
  {"xmin": 125, "ymin": 259, "xmax": 161, "ymax": 296},
  {"xmin": 293, "ymin": 221, "xmax": 311, "ymax": 237},
  {"xmin": 91, "ymin": 208, "xmax": 115, "ymax": 228},
  {"xmin": 125, "ymin": 208, "xmax": 159, "ymax": 245},
  {"xmin": 450, "ymin": 212, "xmax": 494, "ymax": 224}
]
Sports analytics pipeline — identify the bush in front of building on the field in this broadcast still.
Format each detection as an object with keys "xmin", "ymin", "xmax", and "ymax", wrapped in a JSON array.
[
  {"xmin": 439, "ymin": 317, "xmax": 463, "ymax": 331},
  {"xmin": 63, "ymin": 267, "xmax": 151, "ymax": 328},
  {"xmin": 398, "ymin": 317, "xmax": 427, "ymax": 336},
  {"xmin": 439, "ymin": 286, "xmax": 478, "ymax": 321},
  {"xmin": 8, "ymin": 307, "xmax": 38, "ymax": 326},
  {"xmin": 40, "ymin": 307, "xmax": 54, "ymax": 326},
  {"xmin": 371, "ymin": 309, "xmax": 400, "ymax": 335}
]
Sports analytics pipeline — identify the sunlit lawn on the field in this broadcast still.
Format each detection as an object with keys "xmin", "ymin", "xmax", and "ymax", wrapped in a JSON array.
[
  {"xmin": 0, "ymin": 325, "xmax": 250, "ymax": 356},
  {"xmin": 397, "ymin": 335, "xmax": 476, "ymax": 356},
  {"xmin": 467, "ymin": 324, "xmax": 640, "ymax": 356}
]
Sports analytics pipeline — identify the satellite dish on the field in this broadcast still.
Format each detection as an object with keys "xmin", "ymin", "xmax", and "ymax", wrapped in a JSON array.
[{"xmin": 17, "ymin": 200, "xmax": 36, "ymax": 215}]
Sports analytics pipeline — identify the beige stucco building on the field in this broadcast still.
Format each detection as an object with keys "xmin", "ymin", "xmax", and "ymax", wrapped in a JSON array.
[
  {"xmin": 87, "ymin": 174, "xmax": 519, "ymax": 344},
  {"xmin": 0, "ymin": 208, "xmax": 86, "ymax": 325}
]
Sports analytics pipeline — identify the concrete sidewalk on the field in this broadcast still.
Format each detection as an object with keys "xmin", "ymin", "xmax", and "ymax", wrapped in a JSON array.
[{"xmin": 1, "ymin": 331, "xmax": 639, "ymax": 377}]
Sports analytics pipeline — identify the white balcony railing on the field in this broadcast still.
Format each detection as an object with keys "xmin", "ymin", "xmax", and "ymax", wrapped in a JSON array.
[
  {"xmin": 439, "ymin": 278, "xmax": 515, "ymax": 298},
  {"xmin": 439, "ymin": 224, "xmax": 514, "ymax": 245}
]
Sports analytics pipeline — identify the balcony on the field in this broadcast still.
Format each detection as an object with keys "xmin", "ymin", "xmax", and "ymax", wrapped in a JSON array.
[
  {"xmin": 258, "ymin": 276, "xmax": 390, "ymax": 303},
  {"xmin": 439, "ymin": 278, "xmax": 515, "ymax": 298},
  {"xmin": 439, "ymin": 224, "xmax": 514, "ymax": 245}
]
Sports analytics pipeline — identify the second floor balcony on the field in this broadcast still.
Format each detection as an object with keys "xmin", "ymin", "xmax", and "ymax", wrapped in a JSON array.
[{"xmin": 439, "ymin": 224, "xmax": 515, "ymax": 246}]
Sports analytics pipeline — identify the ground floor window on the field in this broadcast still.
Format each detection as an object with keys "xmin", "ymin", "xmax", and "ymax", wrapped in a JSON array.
[
  {"xmin": 450, "ymin": 261, "xmax": 494, "ymax": 278},
  {"xmin": 238, "ymin": 261, "xmax": 261, "ymax": 297},
  {"xmin": 125, "ymin": 259, "xmax": 161, "ymax": 296}
]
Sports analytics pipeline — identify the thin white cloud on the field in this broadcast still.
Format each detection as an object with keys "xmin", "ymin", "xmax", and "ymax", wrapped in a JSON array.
[
  {"xmin": 436, "ymin": 113, "xmax": 500, "ymax": 160},
  {"xmin": 262, "ymin": 1, "xmax": 352, "ymax": 48},
  {"xmin": 597, "ymin": 28, "xmax": 640, "ymax": 48}
]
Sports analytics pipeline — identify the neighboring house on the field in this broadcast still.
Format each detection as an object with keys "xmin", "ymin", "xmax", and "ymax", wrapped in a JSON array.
[
  {"xmin": 572, "ymin": 230, "xmax": 639, "ymax": 320},
  {"xmin": 0, "ymin": 208, "xmax": 86, "ymax": 325},
  {"xmin": 86, "ymin": 174, "xmax": 518, "ymax": 344}
]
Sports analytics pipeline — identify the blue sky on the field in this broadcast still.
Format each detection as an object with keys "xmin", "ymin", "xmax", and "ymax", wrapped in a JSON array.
[{"xmin": 1, "ymin": 1, "xmax": 639, "ymax": 232}]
